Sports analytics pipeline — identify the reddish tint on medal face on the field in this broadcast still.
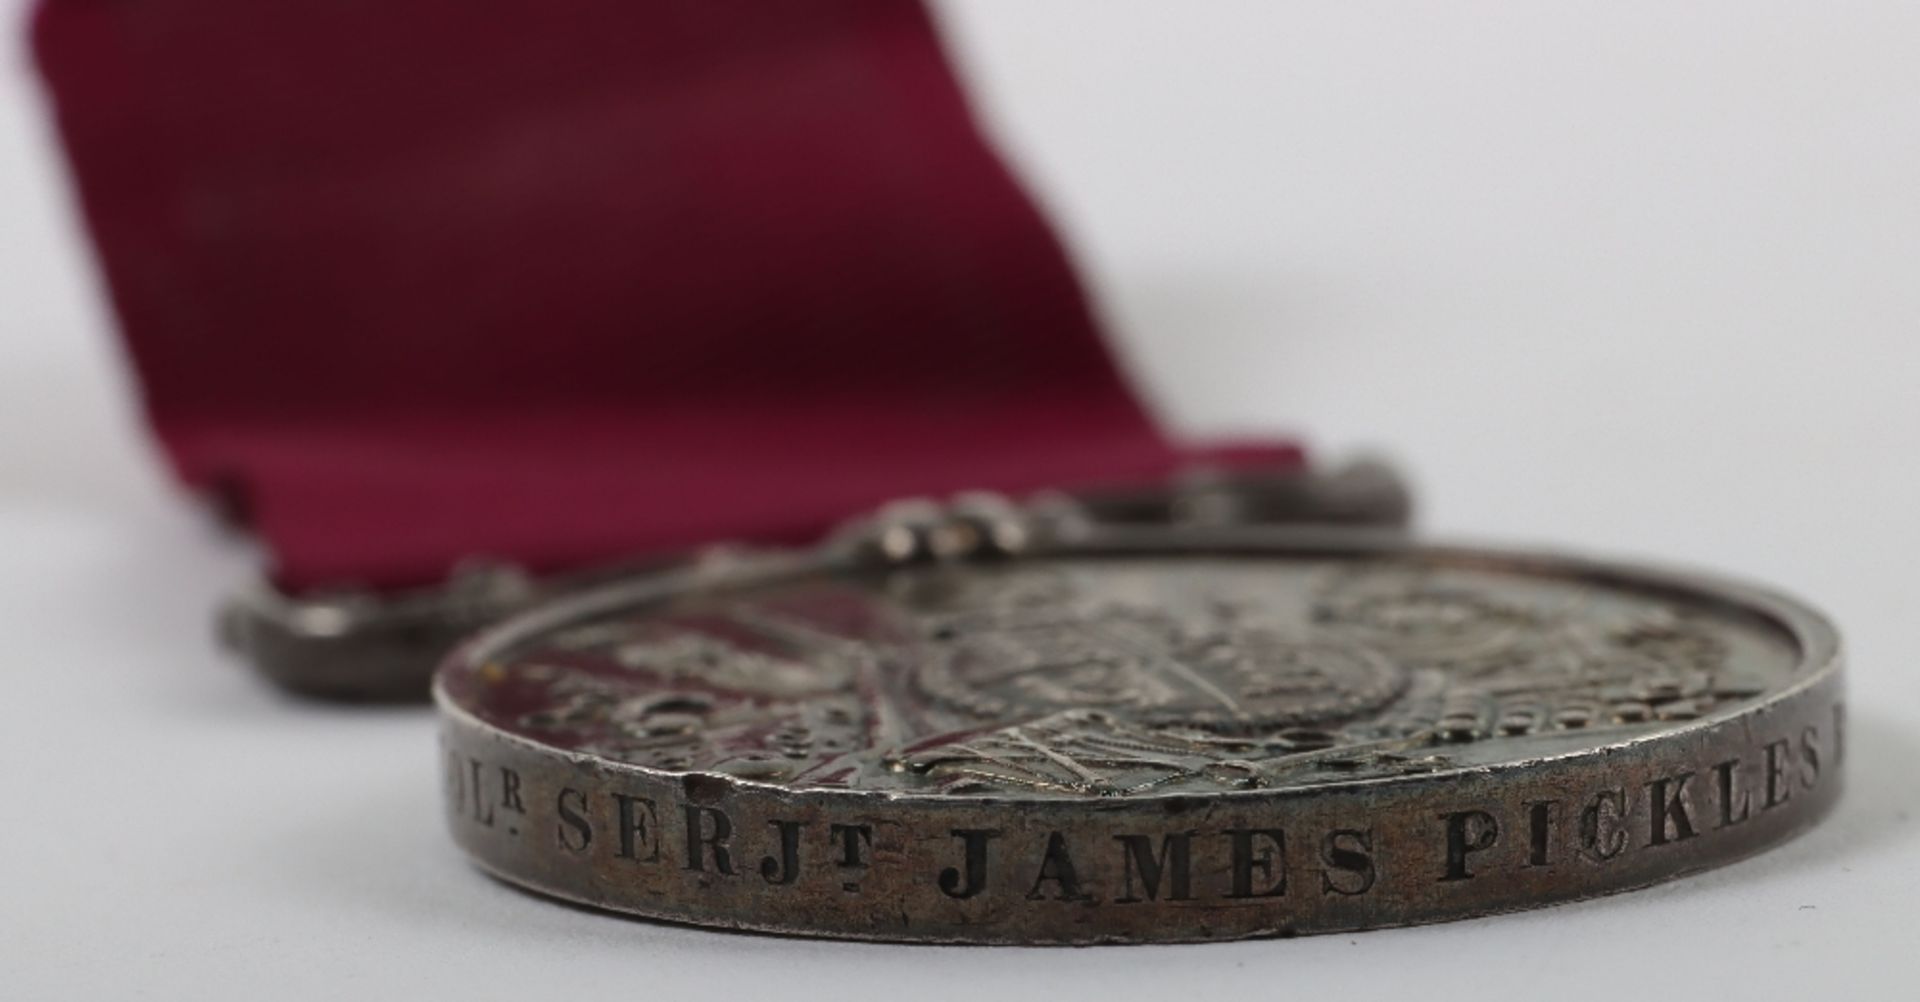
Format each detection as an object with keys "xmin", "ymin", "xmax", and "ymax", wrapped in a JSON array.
[
  {"xmin": 450, "ymin": 579, "xmax": 908, "ymax": 773},
  {"xmin": 441, "ymin": 554, "xmax": 1803, "ymax": 796}
]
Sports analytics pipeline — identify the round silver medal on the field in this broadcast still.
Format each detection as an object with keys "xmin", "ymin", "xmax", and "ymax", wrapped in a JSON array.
[{"xmin": 436, "ymin": 518, "xmax": 1843, "ymax": 944}]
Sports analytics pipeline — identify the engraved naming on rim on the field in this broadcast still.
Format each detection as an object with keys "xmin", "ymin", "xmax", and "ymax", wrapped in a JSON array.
[{"xmin": 436, "ymin": 544, "xmax": 1840, "ymax": 943}]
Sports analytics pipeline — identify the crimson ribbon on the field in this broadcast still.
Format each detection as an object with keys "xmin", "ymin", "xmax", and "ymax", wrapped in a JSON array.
[{"xmin": 32, "ymin": 0, "xmax": 1300, "ymax": 591}]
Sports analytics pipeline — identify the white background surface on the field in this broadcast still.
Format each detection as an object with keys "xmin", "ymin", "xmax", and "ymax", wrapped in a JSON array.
[{"xmin": 3, "ymin": 2, "xmax": 1917, "ymax": 998}]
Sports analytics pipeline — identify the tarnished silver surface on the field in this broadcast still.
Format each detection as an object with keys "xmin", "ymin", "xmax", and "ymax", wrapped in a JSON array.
[
  {"xmin": 232, "ymin": 460, "xmax": 1409, "ymax": 700},
  {"xmin": 435, "ymin": 517, "xmax": 1843, "ymax": 944}
]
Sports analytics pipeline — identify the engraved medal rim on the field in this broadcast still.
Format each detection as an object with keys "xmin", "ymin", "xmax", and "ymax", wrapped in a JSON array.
[{"xmin": 432, "ymin": 528, "xmax": 1846, "ymax": 944}]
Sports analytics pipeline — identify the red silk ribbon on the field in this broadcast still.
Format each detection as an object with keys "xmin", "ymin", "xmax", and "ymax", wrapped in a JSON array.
[{"xmin": 32, "ymin": 0, "xmax": 1300, "ymax": 590}]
